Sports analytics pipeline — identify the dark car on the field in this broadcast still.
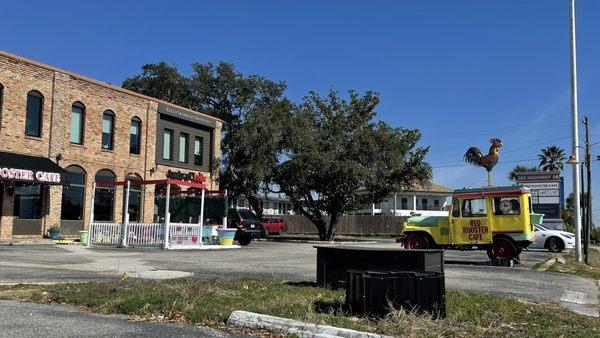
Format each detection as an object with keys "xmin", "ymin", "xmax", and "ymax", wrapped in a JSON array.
[{"xmin": 227, "ymin": 208, "xmax": 264, "ymax": 244}]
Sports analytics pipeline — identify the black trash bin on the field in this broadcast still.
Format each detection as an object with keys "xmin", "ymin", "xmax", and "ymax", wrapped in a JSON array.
[{"xmin": 346, "ymin": 269, "xmax": 445, "ymax": 318}]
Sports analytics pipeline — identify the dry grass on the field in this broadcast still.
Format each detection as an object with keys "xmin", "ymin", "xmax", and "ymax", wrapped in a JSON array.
[
  {"xmin": 540, "ymin": 246, "xmax": 600, "ymax": 280},
  {"xmin": 1, "ymin": 278, "xmax": 598, "ymax": 337}
]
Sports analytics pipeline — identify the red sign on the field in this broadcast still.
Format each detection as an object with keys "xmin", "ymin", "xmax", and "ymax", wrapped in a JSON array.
[{"xmin": 166, "ymin": 170, "xmax": 206, "ymax": 183}]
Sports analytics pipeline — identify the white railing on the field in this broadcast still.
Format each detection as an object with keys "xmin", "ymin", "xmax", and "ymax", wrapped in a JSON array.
[
  {"xmin": 89, "ymin": 223, "xmax": 123, "ymax": 246},
  {"xmin": 88, "ymin": 222, "xmax": 217, "ymax": 249},
  {"xmin": 127, "ymin": 223, "xmax": 164, "ymax": 247},
  {"xmin": 168, "ymin": 223, "xmax": 203, "ymax": 248}
]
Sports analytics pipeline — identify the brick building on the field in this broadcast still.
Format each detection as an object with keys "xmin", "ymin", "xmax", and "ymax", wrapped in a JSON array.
[{"xmin": 0, "ymin": 51, "xmax": 222, "ymax": 239}]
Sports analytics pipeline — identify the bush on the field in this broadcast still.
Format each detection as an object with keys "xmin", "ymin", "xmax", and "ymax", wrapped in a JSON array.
[{"xmin": 590, "ymin": 226, "xmax": 600, "ymax": 244}]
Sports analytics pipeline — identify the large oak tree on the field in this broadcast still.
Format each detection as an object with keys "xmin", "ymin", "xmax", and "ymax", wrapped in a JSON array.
[{"xmin": 274, "ymin": 90, "xmax": 432, "ymax": 240}]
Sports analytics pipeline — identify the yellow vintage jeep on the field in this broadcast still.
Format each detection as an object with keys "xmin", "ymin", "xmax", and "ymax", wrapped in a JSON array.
[{"xmin": 400, "ymin": 185, "xmax": 539, "ymax": 260}]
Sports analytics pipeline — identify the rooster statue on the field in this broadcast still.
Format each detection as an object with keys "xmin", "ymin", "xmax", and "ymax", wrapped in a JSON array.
[{"xmin": 464, "ymin": 138, "xmax": 503, "ymax": 186}]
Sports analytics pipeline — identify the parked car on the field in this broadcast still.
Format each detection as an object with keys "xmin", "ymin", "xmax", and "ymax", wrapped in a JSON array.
[
  {"xmin": 260, "ymin": 217, "xmax": 286, "ymax": 235},
  {"xmin": 227, "ymin": 208, "xmax": 264, "ymax": 243},
  {"xmin": 529, "ymin": 224, "xmax": 575, "ymax": 253}
]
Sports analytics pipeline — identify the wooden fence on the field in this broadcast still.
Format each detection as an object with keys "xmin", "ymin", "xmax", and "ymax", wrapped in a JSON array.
[{"xmin": 280, "ymin": 215, "xmax": 406, "ymax": 235}]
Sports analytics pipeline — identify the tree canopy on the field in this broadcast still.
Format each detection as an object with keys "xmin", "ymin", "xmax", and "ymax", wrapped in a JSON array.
[
  {"xmin": 274, "ymin": 90, "xmax": 431, "ymax": 240},
  {"xmin": 538, "ymin": 146, "xmax": 566, "ymax": 172},
  {"xmin": 122, "ymin": 61, "xmax": 288, "ymax": 217},
  {"xmin": 507, "ymin": 165, "xmax": 539, "ymax": 182}
]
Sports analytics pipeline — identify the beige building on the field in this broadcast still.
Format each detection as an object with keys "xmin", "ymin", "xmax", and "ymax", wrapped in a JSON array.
[
  {"xmin": 356, "ymin": 183, "xmax": 453, "ymax": 217},
  {"xmin": 0, "ymin": 51, "xmax": 222, "ymax": 239}
]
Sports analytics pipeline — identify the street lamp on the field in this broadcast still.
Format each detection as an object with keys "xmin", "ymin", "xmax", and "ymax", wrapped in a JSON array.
[{"xmin": 568, "ymin": 0, "xmax": 583, "ymax": 262}]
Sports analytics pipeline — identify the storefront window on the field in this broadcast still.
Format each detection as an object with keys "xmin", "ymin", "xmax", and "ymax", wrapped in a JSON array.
[
  {"xmin": 13, "ymin": 183, "xmax": 42, "ymax": 219},
  {"xmin": 123, "ymin": 174, "xmax": 142, "ymax": 222},
  {"xmin": 70, "ymin": 102, "xmax": 85, "ymax": 144},
  {"xmin": 25, "ymin": 91, "xmax": 43, "ymax": 137},
  {"xmin": 61, "ymin": 166, "xmax": 86, "ymax": 220},
  {"xmin": 94, "ymin": 169, "xmax": 116, "ymax": 221},
  {"xmin": 130, "ymin": 118, "xmax": 141, "ymax": 154}
]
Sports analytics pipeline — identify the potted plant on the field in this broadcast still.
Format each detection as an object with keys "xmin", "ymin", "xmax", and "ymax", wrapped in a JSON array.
[{"xmin": 48, "ymin": 225, "xmax": 60, "ymax": 239}]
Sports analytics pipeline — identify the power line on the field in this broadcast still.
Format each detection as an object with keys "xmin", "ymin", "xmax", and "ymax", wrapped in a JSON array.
[
  {"xmin": 502, "ymin": 136, "xmax": 571, "ymax": 154},
  {"xmin": 429, "ymin": 135, "xmax": 571, "ymax": 166},
  {"xmin": 421, "ymin": 119, "xmax": 570, "ymax": 142},
  {"xmin": 431, "ymin": 158, "xmax": 538, "ymax": 169}
]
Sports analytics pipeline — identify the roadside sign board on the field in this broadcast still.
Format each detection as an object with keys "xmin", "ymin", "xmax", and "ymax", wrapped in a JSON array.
[{"xmin": 515, "ymin": 171, "xmax": 561, "ymax": 220}]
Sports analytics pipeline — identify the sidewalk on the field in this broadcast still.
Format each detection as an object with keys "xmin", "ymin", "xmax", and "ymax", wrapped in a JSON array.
[{"xmin": 0, "ymin": 239, "xmax": 55, "ymax": 246}]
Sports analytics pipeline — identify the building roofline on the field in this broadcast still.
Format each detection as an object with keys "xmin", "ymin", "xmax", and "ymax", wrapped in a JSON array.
[{"xmin": 0, "ymin": 50, "xmax": 222, "ymax": 125}]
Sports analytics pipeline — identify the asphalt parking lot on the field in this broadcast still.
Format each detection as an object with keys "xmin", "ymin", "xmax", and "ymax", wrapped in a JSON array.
[{"xmin": 0, "ymin": 241, "xmax": 597, "ymax": 316}]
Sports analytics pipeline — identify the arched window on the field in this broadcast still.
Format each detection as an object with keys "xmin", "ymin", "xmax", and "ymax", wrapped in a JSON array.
[
  {"xmin": 25, "ymin": 90, "xmax": 43, "ymax": 137},
  {"xmin": 129, "ymin": 117, "xmax": 141, "ymax": 154},
  {"xmin": 70, "ymin": 102, "xmax": 85, "ymax": 144},
  {"xmin": 101, "ymin": 110, "xmax": 114, "ymax": 150},
  {"xmin": 61, "ymin": 165, "xmax": 86, "ymax": 221},
  {"xmin": 94, "ymin": 169, "xmax": 116, "ymax": 221},
  {"xmin": 123, "ymin": 173, "xmax": 143, "ymax": 222},
  {"xmin": 0, "ymin": 83, "xmax": 4, "ymax": 127}
]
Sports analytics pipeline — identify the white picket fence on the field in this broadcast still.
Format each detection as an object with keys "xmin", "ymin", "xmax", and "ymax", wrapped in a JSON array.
[
  {"xmin": 89, "ymin": 223, "xmax": 123, "ymax": 246},
  {"xmin": 127, "ymin": 223, "xmax": 165, "ymax": 247},
  {"xmin": 88, "ymin": 222, "xmax": 214, "ymax": 249}
]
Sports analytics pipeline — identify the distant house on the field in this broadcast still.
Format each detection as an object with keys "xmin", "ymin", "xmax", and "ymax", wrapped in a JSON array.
[
  {"xmin": 228, "ymin": 195, "xmax": 295, "ymax": 215},
  {"xmin": 355, "ymin": 183, "xmax": 453, "ymax": 217}
]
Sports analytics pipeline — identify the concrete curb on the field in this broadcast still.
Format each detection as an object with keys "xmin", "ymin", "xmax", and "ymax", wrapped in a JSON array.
[
  {"xmin": 227, "ymin": 310, "xmax": 392, "ymax": 338},
  {"xmin": 267, "ymin": 239, "xmax": 379, "ymax": 245}
]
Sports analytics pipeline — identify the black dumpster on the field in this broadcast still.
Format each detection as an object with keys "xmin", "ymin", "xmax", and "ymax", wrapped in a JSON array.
[
  {"xmin": 314, "ymin": 244, "xmax": 444, "ymax": 289},
  {"xmin": 345, "ymin": 269, "xmax": 445, "ymax": 318}
]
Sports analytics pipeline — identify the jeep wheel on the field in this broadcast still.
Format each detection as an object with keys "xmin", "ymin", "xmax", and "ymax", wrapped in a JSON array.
[
  {"xmin": 406, "ymin": 234, "xmax": 429, "ymax": 249},
  {"xmin": 546, "ymin": 237, "xmax": 564, "ymax": 253},
  {"xmin": 487, "ymin": 238, "xmax": 517, "ymax": 260}
]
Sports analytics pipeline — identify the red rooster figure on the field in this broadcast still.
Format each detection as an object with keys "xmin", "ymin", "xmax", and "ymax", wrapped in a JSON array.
[{"xmin": 464, "ymin": 138, "xmax": 503, "ymax": 186}]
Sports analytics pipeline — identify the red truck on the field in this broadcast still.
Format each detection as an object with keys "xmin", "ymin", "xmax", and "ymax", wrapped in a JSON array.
[{"xmin": 260, "ymin": 217, "xmax": 286, "ymax": 235}]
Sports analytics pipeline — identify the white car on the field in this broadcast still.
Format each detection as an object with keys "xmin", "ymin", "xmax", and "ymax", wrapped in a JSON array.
[{"xmin": 529, "ymin": 224, "xmax": 575, "ymax": 253}]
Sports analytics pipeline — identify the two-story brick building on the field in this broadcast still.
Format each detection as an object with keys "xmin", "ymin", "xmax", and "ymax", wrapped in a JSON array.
[{"xmin": 0, "ymin": 51, "xmax": 222, "ymax": 239}]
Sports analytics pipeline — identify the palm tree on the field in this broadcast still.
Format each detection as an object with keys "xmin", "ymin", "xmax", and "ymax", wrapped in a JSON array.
[
  {"xmin": 538, "ymin": 146, "xmax": 566, "ymax": 172},
  {"xmin": 508, "ymin": 165, "xmax": 539, "ymax": 182}
]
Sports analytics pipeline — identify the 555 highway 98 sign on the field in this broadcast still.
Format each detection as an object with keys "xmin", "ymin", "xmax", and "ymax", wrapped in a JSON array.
[{"xmin": 515, "ymin": 171, "xmax": 561, "ymax": 220}]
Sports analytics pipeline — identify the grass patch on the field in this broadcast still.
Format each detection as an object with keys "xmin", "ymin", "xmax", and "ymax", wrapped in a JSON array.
[
  {"xmin": 544, "ymin": 246, "xmax": 600, "ymax": 280},
  {"xmin": 1, "ymin": 278, "xmax": 598, "ymax": 337}
]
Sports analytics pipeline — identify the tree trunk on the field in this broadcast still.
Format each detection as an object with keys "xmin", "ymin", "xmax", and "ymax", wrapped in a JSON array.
[
  {"xmin": 246, "ymin": 195, "xmax": 263, "ymax": 218},
  {"xmin": 299, "ymin": 209, "xmax": 327, "ymax": 240},
  {"xmin": 326, "ymin": 212, "xmax": 340, "ymax": 241}
]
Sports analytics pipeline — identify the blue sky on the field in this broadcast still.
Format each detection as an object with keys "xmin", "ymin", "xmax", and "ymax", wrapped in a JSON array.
[{"xmin": 1, "ymin": 1, "xmax": 598, "ymax": 223}]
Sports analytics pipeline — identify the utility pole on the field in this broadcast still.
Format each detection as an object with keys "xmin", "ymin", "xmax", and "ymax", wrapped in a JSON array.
[
  {"xmin": 583, "ymin": 117, "xmax": 591, "ymax": 264},
  {"xmin": 569, "ymin": 0, "xmax": 583, "ymax": 261}
]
